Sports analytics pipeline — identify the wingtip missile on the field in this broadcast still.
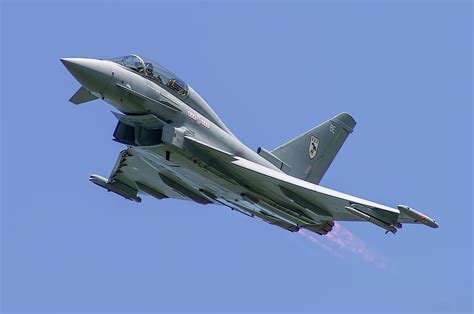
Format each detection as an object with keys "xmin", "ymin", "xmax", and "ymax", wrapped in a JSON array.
[
  {"xmin": 90, "ymin": 174, "xmax": 141, "ymax": 202},
  {"xmin": 397, "ymin": 205, "xmax": 439, "ymax": 228}
]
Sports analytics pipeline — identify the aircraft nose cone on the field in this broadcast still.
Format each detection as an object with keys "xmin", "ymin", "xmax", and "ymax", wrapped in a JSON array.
[{"xmin": 60, "ymin": 58, "xmax": 111, "ymax": 92}]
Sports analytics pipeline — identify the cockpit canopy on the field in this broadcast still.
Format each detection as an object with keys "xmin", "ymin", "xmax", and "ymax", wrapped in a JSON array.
[
  {"xmin": 110, "ymin": 54, "xmax": 232, "ymax": 134},
  {"xmin": 110, "ymin": 55, "xmax": 188, "ymax": 98}
]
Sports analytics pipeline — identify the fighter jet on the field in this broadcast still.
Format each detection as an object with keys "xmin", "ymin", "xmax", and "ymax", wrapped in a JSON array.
[{"xmin": 61, "ymin": 54, "xmax": 438, "ymax": 235}]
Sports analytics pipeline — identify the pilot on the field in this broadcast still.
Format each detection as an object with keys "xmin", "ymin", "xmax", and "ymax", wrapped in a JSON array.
[
  {"xmin": 135, "ymin": 61, "xmax": 144, "ymax": 73},
  {"xmin": 167, "ymin": 78, "xmax": 176, "ymax": 89},
  {"xmin": 145, "ymin": 62, "xmax": 154, "ymax": 76},
  {"xmin": 167, "ymin": 79, "xmax": 187, "ymax": 96},
  {"xmin": 146, "ymin": 63, "xmax": 163, "ymax": 83}
]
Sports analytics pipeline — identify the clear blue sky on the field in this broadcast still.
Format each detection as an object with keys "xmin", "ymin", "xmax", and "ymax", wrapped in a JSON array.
[{"xmin": 1, "ymin": 0, "xmax": 472, "ymax": 312}]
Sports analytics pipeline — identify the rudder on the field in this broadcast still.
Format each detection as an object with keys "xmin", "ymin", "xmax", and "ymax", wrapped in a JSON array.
[{"xmin": 271, "ymin": 112, "xmax": 356, "ymax": 185}]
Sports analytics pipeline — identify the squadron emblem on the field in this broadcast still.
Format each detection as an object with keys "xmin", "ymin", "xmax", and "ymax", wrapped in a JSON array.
[{"xmin": 309, "ymin": 135, "xmax": 319, "ymax": 159}]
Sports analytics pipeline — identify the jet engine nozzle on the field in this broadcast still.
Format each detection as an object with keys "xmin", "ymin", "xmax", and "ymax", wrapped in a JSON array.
[{"xmin": 60, "ymin": 58, "xmax": 111, "ymax": 93}]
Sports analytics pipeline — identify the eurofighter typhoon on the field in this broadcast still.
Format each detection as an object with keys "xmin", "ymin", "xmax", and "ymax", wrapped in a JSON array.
[{"xmin": 61, "ymin": 54, "xmax": 438, "ymax": 236}]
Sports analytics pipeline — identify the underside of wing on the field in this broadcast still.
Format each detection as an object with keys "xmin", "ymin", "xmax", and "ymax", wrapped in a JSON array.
[
  {"xmin": 228, "ymin": 157, "xmax": 437, "ymax": 234},
  {"xmin": 90, "ymin": 148, "xmax": 189, "ymax": 202},
  {"xmin": 181, "ymin": 137, "xmax": 339, "ymax": 235}
]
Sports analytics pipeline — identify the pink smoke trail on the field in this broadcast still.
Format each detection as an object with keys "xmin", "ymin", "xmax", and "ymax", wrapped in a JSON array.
[
  {"xmin": 299, "ymin": 223, "xmax": 387, "ymax": 269},
  {"xmin": 298, "ymin": 229, "xmax": 344, "ymax": 259}
]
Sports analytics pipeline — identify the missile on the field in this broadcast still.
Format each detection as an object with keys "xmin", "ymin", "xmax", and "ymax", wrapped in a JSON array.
[
  {"xmin": 397, "ymin": 205, "xmax": 439, "ymax": 228},
  {"xmin": 345, "ymin": 206, "xmax": 397, "ymax": 234},
  {"xmin": 90, "ymin": 174, "xmax": 141, "ymax": 202}
]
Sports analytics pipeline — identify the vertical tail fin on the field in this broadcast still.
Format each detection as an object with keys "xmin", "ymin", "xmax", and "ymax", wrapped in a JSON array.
[{"xmin": 271, "ymin": 112, "xmax": 356, "ymax": 185}]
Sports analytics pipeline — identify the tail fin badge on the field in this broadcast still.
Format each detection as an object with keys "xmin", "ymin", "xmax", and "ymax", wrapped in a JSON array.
[{"xmin": 309, "ymin": 135, "xmax": 320, "ymax": 159}]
